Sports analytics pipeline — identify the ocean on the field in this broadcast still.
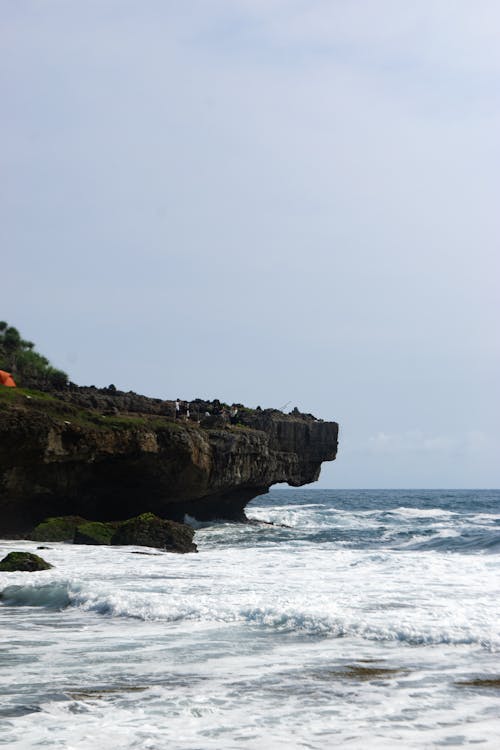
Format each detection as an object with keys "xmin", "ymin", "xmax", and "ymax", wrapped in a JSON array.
[{"xmin": 1, "ymin": 489, "xmax": 499, "ymax": 749}]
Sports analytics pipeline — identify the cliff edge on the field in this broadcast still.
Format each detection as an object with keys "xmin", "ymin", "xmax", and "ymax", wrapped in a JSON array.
[{"xmin": 0, "ymin": 386, "xmax": 338, "ymax": 536}]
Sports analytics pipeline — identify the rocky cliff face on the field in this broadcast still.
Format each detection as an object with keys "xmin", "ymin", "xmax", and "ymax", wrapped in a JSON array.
[{"xmin": 0, "ymin": 388, "xmax": 338, "ymax": 536}]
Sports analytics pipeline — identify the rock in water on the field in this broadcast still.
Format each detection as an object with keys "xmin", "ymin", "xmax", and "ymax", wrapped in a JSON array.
[
  {"xmin": 111, "ymin": 513, "xmax": 197, "ymax": 553},
  {"xmin": 31, "ymin": 516, "xmax": 87, "ymax": 542},
  {"xmin": 28, "ymin": 513, "xmax": 197, "ymax": 552},
  {"xmin": 73, "ymin": 521, "xmax": 116, "ymax": 545},
  {"xmin": 0, "ymin": 551, "xmax": 53, "ymax": 571}
]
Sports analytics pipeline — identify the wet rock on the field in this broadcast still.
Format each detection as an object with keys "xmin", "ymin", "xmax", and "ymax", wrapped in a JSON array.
[
  {"xmin": 27, "ymin": 512, "xmax": 196, "ymax": 552},
  {"xmin": 31, "ymin": 516, "xmax": 87, "ymax": 542},
  {"xmin": 74, "ymin": 521, "xmax": 116, "ymax": 545},
  {"xmin": 0, "ymin": 386, "xmax": 338, "ymax": 535},
  {"xmin": 111, "ymin": 512, "xmax": 197, "ymax": 553},
  {"xmin": 455, "ymin": 677, "xmax": 500, "ymax": 688},
  {"xmin": 0, "ymin": 551, "xmax": 52, "ymax": 571}
]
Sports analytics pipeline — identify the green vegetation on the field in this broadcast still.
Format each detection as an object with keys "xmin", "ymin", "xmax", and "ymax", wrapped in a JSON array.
[
  {"xmin": 0, "ymin": 551, "xmax": 53, "ymax": 571},
  {"xmin": 0, "ymin": 386, "xmax": 58, "ymax": 406},
  {"xmin": 80, "ymin": 413, "xmax": 181, "ymax": 432},
  {"xmin": 111, "ymin": 512, "xmax": 180, "ymax": 548},
  {"xmin": 109, "ymin": 512, "xmax": 197, "ymax": 551},
  {"xmin": 98, "ymin": 414, "xmax": 156, "ymax": 429},
  {"xmin": 74, "ymin": 521, "xmax": 116, "ymax": 545},
  {"xmin": 31, "ymin": 516, "xmax": 87, "ymax": 542},
  {"xmin": 29, "ymin": 512, "xmax": 197, "ymax": 552},
  {"xmin": 0, "ymin": 385, "xmax": 186, "ymax": 440},
  {"xmin": 0, "ymin": 321, "xmax": 68, "ymax": 390}
]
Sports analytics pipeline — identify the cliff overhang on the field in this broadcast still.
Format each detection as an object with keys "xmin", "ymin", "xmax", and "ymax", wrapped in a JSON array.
[{"xmin": 0, "ymin": 386, "xmax": 338, "ymax": 536}]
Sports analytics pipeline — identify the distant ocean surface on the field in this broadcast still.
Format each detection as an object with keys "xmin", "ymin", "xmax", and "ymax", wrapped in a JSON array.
[{"xmin": 1, "ymin": 489, "xmax": 500, "ymax": 749}]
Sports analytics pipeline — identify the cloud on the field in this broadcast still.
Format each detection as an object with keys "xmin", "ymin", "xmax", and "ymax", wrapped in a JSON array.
[
  {"xmin": 206, "ymin": 0, "xmax": 500, "ymax": 76},
  {"xmin": 364, "ymin": 429, "xmax": 493, "ymax": 458}
]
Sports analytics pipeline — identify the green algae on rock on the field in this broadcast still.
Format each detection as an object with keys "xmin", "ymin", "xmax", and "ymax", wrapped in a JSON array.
[
  {"xmin": 31, "ymin": 516, "xmax": 87, "ymax": 542},
  {"xmin": 74, "ymin": 521, "xmax": 117, "ymax": 545},
  {"xmin": 0, "ymin": 551, "xmax": 53, "ymax": 571},
  {"xmin": 29, "ymin": 512, "xmax": 197, "ymax": 552},
  {"xmin": 111, "ymin": 512, "xmax": 197, "ymax": 552}
]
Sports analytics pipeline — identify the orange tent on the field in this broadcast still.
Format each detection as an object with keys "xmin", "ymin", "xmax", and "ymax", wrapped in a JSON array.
[{"xmin": 0, "ymin": 370, "xmax": 16, "ymax": 387}]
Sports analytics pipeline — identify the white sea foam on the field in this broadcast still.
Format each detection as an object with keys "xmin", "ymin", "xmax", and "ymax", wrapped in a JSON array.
[
  {"xmin": 4, "ymin": 577, "xmax": 497, "ymax": 649},
  {"xmin": 1, "ymin": 543, "xmax": 498, "ymax": 651},
  {"xmin": 470, "ymin": 512, "xmax": 500, "ymax": 523},
  {"xmin": 1, "ymin": 489, "xmax": 500, "ymax": 749},
  {"xmin": 390, "ymin": 506, "xmax": 458, "ymax": 518}
]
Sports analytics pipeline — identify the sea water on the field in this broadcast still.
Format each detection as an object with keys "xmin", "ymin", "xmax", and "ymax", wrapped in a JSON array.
[{"xmin": 1, "ymin": 489, "xmax": 499, "ymax": 749}]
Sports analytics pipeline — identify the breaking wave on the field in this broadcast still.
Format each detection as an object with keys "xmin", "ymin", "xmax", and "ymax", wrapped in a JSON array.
[
  {"xmin": 1, "ymin": 582, "xmax": 72, "ymax": 609},
  {"xmin": 2, "ymin": 579, "xmax": 498, "ymax": 650}
]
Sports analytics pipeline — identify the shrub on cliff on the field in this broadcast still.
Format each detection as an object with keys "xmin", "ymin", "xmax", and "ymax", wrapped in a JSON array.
[{"xmin": 0, "ymin": 322, "xmax": 68, "ymax": 390}]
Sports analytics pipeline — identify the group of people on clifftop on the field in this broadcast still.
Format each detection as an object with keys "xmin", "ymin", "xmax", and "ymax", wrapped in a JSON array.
[{"xmin": 173, "ymin": 399, "xmax": 239, "ymax": 425}]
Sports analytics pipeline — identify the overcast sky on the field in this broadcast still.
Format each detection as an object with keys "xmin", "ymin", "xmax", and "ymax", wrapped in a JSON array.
[{"xmin": 2, "ymin": 1, "xmax": 499, "ymax": 488}]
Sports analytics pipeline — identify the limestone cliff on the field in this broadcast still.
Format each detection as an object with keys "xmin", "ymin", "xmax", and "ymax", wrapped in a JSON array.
[{"xmin": 0, "ymin": 387, "xmax": 338, "ymax": 536}]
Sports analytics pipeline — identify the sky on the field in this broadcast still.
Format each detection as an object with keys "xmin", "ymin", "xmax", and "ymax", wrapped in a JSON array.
[{"xmin": 1, "ymin": 1, "xmax": 499, "ymax": 488}]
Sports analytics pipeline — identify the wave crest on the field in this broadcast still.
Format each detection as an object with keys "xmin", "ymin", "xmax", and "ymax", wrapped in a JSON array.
[
  {"xmin": 2, "ymin": 579, "xmax": 497, "ymax": 651},
  {"xmin": 0, "ymin": 581, "xmax": 71, "ymax": 609}
]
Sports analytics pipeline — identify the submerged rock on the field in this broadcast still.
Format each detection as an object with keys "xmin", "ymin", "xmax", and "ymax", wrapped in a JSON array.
[
  {"xmin": 111, "ymin": 512, "xmax": 197, "ymax": 553},
  {"xmin": 455, "ymin": 677, "xmax": 500, "ymax": 688},
  {"xmin": 0, "ymin": 551, "xmax": 53, "ymax": 571}
]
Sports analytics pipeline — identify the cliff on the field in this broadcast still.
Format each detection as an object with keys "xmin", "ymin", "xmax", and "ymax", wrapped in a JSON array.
[{"xmin": 0, "ymin": 386, "xmax": 338, "ymax": 536}]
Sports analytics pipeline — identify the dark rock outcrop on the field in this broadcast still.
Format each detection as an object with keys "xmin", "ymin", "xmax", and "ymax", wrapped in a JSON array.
[
  {"xmin": 71, "ymin": 513, "xmax": 197, "ymax": 552},
  {"xmin": 29, "ymin": 513, "xmax": 196, "ymax": 552},
  {"xmin": 0, "ymin": 386, "xmax": 338, "ymax": 536},
  {"xmin": 31, "ymin": 516, "xmax": 87, "ymax": 542},
  {"xmin": 73, "ymin": 521, "xmax": 116, "ymax": 545},
  {"xmin": 0, "ymin": 551, "xmax": 52, "ymax": 571},
  {"xmin": 110, "ymin": 513, "xmax": 197, "ymax": 552}
]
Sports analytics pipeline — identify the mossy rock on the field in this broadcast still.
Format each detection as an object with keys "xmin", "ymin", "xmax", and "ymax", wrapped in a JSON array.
[
  {"xmin": 74, "ymin": 521, "xmax": 116, "ymax": 545},
  {"xmin": 111, "ymin": 512, "xmax": 197, "ymax": 553},
  {"xmin": 31, "ymin": 516, "xmax": 87, "ymax": 542},
  {"xmin": 0, "ymin": 551, "xmax": 53, "ymax": 571}
]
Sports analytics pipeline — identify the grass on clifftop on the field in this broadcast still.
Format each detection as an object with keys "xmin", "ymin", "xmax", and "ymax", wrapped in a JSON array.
[
  {"xmin": 0, "ymin": 386, "xmax": 186, "ymax": 432},
  {"xmin": 0, "ymin": 386, "xmax": 58, "ymax": 406},
  {"xmin": 0, "ymin": 387, "xmax": 258, "ymax": 434}
]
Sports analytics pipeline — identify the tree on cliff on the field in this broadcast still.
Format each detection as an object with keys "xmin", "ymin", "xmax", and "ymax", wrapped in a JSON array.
[{"xmin": 0, "ymin": 322, "xmax": 68, "ymax": 389}]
